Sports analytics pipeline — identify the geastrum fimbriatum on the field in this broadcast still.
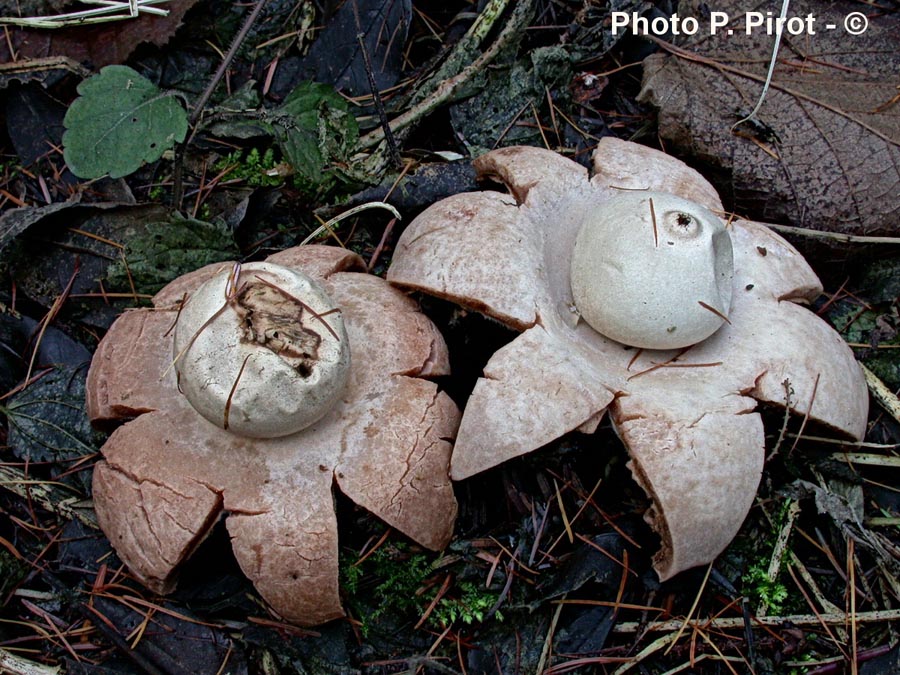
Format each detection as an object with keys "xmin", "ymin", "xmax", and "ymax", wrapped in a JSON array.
[
  {"xmin": 387, "ymin": 139, "xmax": 868, "ymax": 579},
  {"xmin": 87, "ymin": 245, "xmax": 460, "ymax": 625}
]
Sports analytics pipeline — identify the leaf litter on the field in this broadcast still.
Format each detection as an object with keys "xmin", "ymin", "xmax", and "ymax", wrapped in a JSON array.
[
  {"xmin": 638, "ymin": 0, "xmax": 900, "ymax": 236},
  {"xmin": 0, "ymin": 0, "xmax": 898, "ymax": 673}
]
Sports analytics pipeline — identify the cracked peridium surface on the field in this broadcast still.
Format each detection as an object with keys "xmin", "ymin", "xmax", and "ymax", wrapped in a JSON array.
[
  {"xmin": 171, "ymin": 261, "xmax": 350, "ymax": 439},
  {"xmin": 87, "ymin": 246, "xmax": 460, "ymax": 626},
  {"xmin": 387, "ymin": 138, "xmax": 869, "ymax": 580}
]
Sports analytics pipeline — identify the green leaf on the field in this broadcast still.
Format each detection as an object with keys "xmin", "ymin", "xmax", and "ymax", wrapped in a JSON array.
[
  {"xmin": 827, "ymin": 258, "xmax": 900, "ymax": 389},
  {"xmin": 267, "ymin": 81, "xmax": 360, "ymax": 192},
  {"xmin": 63, "ymin": 65, "xmax": 188, "ymax": 179},
  {"xmin": 106, "ymin": 214, "xmax": 239, "ymax": 295},
  {"xmin": 0, "ymin": 548, "xmax": 28, "ymax": 598},
  {"xmin": 4, "ymin": 365, "xmax": 100, "ymax": 494}
]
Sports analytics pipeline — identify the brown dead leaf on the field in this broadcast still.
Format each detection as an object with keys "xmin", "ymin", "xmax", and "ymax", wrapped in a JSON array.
[
  {"xmin": 638, "ymin": 0, "xmax": 900, "ymax": 235},
  {"xmin": 0, "ymin": 0, "xmax": 200, "ymax": 68},
  {"xmin": 0, "ymin": 1, "xmax": 68, "ymax": 13}
]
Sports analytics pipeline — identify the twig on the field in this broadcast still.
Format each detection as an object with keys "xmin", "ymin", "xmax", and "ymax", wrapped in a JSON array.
[
  {"xmin": 765, "ymin": 223, "xmax": 900, "ymax": 245},
  {"xmin": 785, "ymin": 434, "xmax": 897, "ymax": 449},
  {"xmin": 190, "ymin": 0, "xmax": 268, "ymax": 128},
  {"xmin": 299, "ymin": 201, "xmax": 401, "ymax": 246},
  {"xmin": 553, "ymin": 478, "xmax": 573, "ymax": 543},
  {"xmin": 414, "ymin": 573, "xmax": 451, "ymax": 629},
  {"xmin": 757, "ymin": 499, "xmax": 800, "ymax": 618},
  {"xmin": 173, "ymin": 0, "xmax": 269, "ymax": 208},
  {"xmin": 0, "ymin": 56, "xmax": 90, "ymax": 79},
  {"xmin": 351, "ymin": 0, "xmax": 401, "ymax": 168},
  {"xmin": 408, "ymin": 0, "xmax": 511, "ymax": 107},
  {"xmin": 612, "ymin": 631, "xmax": 680, "ymax": 675},
  {"xmin": 847, "ymin": 539, "xmax": 859, "ymax": 675},
  {"xmin": 358, "ymin": 0, "xmax": 534, "ymax": 153},
  {"xmin": 803, "ymin": 645, "xmax": 897, "ymax": 675},
  {"xmin": 0, "ymin": 0, "xmax": 169, "ymax": 28},
  {"xmin": 831, "ymin": 453, "xmax": 900, "ymax": 468},
  {"xmin": 0, "ymin": 465, "xmax": 97, "ymax": 528},
  {"xmin": 24, "ymin": 260, "xmax": 80, "ymax": 385},
  {"xmin": 695, "ymin": 628, "xmax": 743, "ymax": 675},
  {"xmin": 786, "ymin": 553, "xmax": 848, "ymax": 641},
  {"xmin": 535, "ymin": 593, "xmax": 564, "ymax": 675},
  {"xmin": 768, "ymin": 379, "xmax": 794, "ymax": 461},
  {"xmin": 78, "ymin": 603, "xmax": 170, "ymax": 675},
  {"xmin": 366, "ymin": 217, "xmax": 398, "ymax": 271},
  {"xmin": 665, "ymin": 563, "xmax": 712, "ymax": 653},
  {"xmin": 788, "ymin": 373, "xmax": 819, "ymax": 456},
  {"xmin": 0, "ymin": 648, "xmax": 59, "ymax": 675},
  {"xmin": 612, "ymin": 608, "xmax": 900, "ymax": 633},
  {"xmin": 862, "ymin": 364, "xmax": 900, "ymax": 425}
]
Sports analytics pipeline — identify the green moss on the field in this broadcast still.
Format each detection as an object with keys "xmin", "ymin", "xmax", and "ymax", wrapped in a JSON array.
[
  {"xmin": 340, "ymin": 543, "xmax": 502, "ymax": 635},
  {"xmin": 433, "ymin": 581, "xmax": 503, "ymax": 625},
  {"xmin": 743, "ymin": 562, "xmax": 790, "ymax": 614},
  {"xmin": 214, "ymin": 147, "xmax": 284, "ymax": 187},
  {"xmin": 740, "ymin": 501, "xmax": 793, "ymax": 615}
]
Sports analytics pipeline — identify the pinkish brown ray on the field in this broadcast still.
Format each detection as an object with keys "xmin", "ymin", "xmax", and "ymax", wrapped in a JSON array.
[
  {"xmin": 388, "ymin": 191, "xmax": 545, "ymax": 330},
  {"xmin": 611, "ymin": 403, "xmax": 764, "ymax": 579},
  {"xmin": 591, "ymin": 137, "xmax": 724, "ymax": 211},
  {"xmin": 86, "ymin": 308, "xmax": 179, "ymax": 423},
  {"xmin": 451, "ymin": 325, "xmax": 617, "ymax": 480}
]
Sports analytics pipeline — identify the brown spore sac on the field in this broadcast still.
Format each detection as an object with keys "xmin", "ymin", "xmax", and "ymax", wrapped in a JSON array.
[{"xmin": 235, "ymin": 281, "xmax": 321, "ymax": 376}]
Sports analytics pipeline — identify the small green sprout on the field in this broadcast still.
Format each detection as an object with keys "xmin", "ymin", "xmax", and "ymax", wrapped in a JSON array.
[{"xmin": 215, "ymin": 148, "xmax": 283, "ymax": 187}]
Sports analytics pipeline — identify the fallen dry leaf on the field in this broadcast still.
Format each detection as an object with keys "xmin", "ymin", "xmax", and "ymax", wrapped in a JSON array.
[
  {"xmin": 638, "ymin": 0, "xmax": 900, "ymax": 235},
  {"xmin": 0, "ymin": 0, "xmax": 200, "ymax": 67}
]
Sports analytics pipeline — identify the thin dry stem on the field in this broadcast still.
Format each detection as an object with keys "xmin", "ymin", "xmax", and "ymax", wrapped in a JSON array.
[
  {"xmin": 25, "ymin": 261, "xmax": 79, "ymax": 385},
  {"xmin": 0, "ymin": 0, "xmax": 169, "ymax": 28},
  {"xmin": 863, "ymin": 364, "xmax": 900, "ymax": 425},
  {"xmin": 665, "ymin": 563, "xmax": 712, "ymax": 654},
  {"xmin": 300, "ymin": 201, "xmax": 401, "ymax": 246},
  {"xmin": 164, "ymin": 285, "xmax": 242, "ymax": 380},
  {"xmin": 613, "ymin": 609, "xmax": 900, "ymax": 634},
  {"xmin": 788, "ymin": 373, "xmax": 821, "ymax": 455},
  {"xmin": 649, "ymin": 197, "xmax": 659, "ymax": 248},
  {"xmin": 697, "ymin": 301, "xmax": 731, "ymax": 324},
  {"xmin": 223, "ymin": 353, "xmax": 252, "ymax": 430}
]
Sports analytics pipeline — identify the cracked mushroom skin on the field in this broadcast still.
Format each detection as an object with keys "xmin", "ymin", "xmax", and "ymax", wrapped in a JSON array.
[
  {"xmin": 173, "ymin": 262, "xmax": 350, "ymax": 438},
  {"xmin": 86, "ymin": 245, "xmax": 460, "ymax": 626},
  {"xmin": 387, "ymin": 138, "xmax": 868, "ymax": 580}
]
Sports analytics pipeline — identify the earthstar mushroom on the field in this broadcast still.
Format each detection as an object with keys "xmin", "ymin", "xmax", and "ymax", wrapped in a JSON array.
[
  {"xmin": 387, "ymin": 139, "xmax": 868, "ymax": 579},
  {"xmin": 87, "ymin": 245, "xmax": 460, "ymax": 625}
]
